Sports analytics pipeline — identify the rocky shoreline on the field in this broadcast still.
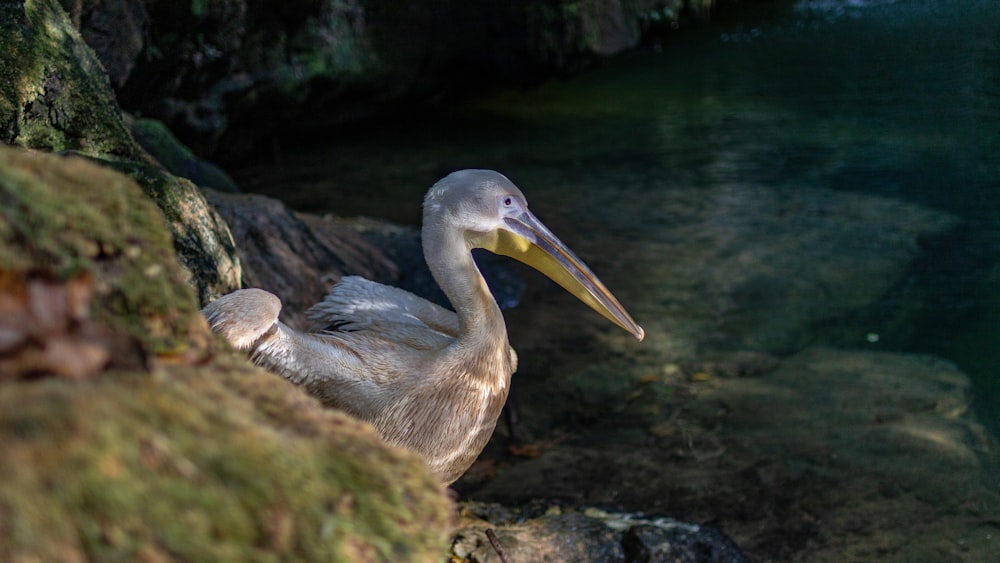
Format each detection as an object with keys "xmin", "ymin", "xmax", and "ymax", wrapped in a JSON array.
[{"xmin": 2, "ymin": 1, "xmax": 998, "ymax": 561}]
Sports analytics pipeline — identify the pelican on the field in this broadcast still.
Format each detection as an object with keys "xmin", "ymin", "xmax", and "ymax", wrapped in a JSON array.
[{"xmin": 203, "ymin": 170, "xmax": 643, "ymax": 483}]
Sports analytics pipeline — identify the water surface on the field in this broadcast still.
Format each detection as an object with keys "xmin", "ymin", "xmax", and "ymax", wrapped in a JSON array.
[{"xmin": 237, "ymin": 0, "xmax": 1000, "ymax": 439}]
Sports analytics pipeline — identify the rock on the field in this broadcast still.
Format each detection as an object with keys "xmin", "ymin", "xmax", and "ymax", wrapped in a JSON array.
[
  {"xmin": 0, "ymin": 0, "xmax": 241, "ymax": 304},
  {"xmin": 203, "ymin": 189, "xmax": 398, "ymax": 328},
  {"xmin": 455, "ymin": 511, "xmax": 625, "ymax": 562},
  {"xmin": 118, "ymin": 0, "xmax": 370, "ymax": 154},
  {"xmin": 0, "ymin": 0, "xmax": 143, "ymax": 159},
  {"xmin": 96, "ymin": 1, "xmax": 712, "ymax": 160},
  {"xmin": 573, "ymin": 0, "xmax": 644, "ymax": 57},
  {"xmin": 0, "ymin": 354, "xmax": 454, "ymax": 561},
  {"xmin": 0, "ymin": 143, "xmax": 454, "ymax": 561},
  {"xmin": 129, "ymin": 116, "xmax": 241, "ymax": 193},
  {"xmin": 467, "ymin": 348, "xmax": 1000, "ymax": 560},
  {"xmin": 450, "ymin": 502, "xmax": 748, "ymax": 563},
  {"xmin": 623, "ymin": 523, "xmax": 747, "ymax": 563},
  {"xmin": 0, "ymin": 146, "xmax": 206, "ymax": 357},
  {"xmin": 95, "ymin": 158, "xmax": 243, "ymax": 304},
  {"xmin": 59, "ymin": 0, "xmax": 149, "ymax": 87}
]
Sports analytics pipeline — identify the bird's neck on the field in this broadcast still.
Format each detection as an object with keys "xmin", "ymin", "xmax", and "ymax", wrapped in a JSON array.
[{"xmin": 422, "ymin": 222, "xmax": 507, "ymax": 348}]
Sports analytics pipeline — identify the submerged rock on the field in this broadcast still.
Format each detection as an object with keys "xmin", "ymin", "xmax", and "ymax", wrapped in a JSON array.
[
  {"xmin": 467, "ymin": 348, "xmax": 999, "ymax": 560},
  {"xmin": 438, "ymin": 177, "xmax": 998, "ymax": 560}
]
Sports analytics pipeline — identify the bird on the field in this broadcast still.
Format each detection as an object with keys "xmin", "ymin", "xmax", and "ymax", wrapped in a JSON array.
[{"xmin": 202, "ymin": 169, "xmax": 643, "ymax": 484}]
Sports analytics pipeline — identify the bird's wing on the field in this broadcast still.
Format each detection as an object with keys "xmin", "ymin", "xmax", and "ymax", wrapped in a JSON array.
[
  {"xmin": 202, "ymin": 287, "xmax": 409, "ymax": 415},
  {"xmin": 306, "ymin": 276, "xmax": 460, "ymax": 338}
]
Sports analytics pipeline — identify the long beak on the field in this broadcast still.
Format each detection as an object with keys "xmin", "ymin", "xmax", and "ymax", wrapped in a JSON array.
[{"xmin": 475, "ymin": 210, "xmax": 644, "ymax": 341}]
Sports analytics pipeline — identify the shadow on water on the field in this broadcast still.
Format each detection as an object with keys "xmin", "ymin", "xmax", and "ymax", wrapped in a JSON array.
[{"xmin": 234, "ymin": 1, "xmax": 1000, "ymax": 437}]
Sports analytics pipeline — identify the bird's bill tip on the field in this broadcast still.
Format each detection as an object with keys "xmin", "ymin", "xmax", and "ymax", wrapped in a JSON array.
[{"xmin": 480, "ymin": 212, "xmax": 644, "ymax": 341}]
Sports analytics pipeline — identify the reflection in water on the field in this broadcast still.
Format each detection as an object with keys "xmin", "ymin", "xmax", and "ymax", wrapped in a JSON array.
[{"xmin": 235, "ymin": 1, "xmax": 1000, "ymax": 437}]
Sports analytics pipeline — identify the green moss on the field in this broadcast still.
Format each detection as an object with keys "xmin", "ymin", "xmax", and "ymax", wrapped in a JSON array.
[
  {"xmin": 0, "ymin": 359, "xmax": 453, "ymax": 561},
  {"xmin": 0, "ymin": 2, "xmax": 241, "ymax": 303},
  {"xmin": 0, "ymin": 0, "xmax": 143, "ymax": 159},
  {"xmin": 0, "ymin": 146, "xmax": 197, "ymax": 354},
  {"xmin": 128, "ymin": 117, "xmax": 240, "ymax": 192},
  {"xmin": 0, "ymin": 6, "xmax": 453, "ymax": 558},
  {"xmin": 100, "ymin": 157, "xmax": 200, "ymax": 225},
  {"xmin": 130, "ymin": 118, "xmax": 199, "ymax": 174}
]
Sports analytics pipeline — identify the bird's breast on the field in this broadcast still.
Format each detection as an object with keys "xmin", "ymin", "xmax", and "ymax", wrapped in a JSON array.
[{"xmin": 374, "ymin": 343, "xmax": 514, "ymax": 483}]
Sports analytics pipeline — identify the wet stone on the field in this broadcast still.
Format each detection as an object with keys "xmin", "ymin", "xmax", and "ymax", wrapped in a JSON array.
[
  {"xmin": 623, "ymin": 523, "xmax": 748, "ymax": 563},
  {"xmin": 451, "ymin": 503, "xmax": 748, "ymax": 563}
]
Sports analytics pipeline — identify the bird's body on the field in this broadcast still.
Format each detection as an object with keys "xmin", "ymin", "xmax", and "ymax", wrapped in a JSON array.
[{"xmin": 203, "ymin": 170, "xmax": 642, "ymax": 483}]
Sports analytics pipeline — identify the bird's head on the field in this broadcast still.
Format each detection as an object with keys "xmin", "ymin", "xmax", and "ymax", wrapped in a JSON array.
[{"xmin": 424, "ymin": 169, "xmax": 644, "ymax": 341}]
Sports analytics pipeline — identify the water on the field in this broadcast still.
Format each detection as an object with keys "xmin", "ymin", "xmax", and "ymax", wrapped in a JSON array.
[{"xmin": 235, "ymin": 0, "xmax": 1000, "ymax": 440}]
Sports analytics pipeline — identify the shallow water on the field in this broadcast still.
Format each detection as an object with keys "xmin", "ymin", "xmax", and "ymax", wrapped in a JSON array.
[{"xmin": 236, "ymin": 0, "xmax": 1000, "ymax": 442}]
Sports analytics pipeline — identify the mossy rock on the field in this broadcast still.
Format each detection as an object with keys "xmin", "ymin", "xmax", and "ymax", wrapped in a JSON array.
[
  {"xmin": 0, "ymin": 357, "xmax": 454, "ymax": 561},
  {"xmin": 0, "ymin": 0, "xmax": 143, "ymax": 159},
  {"xmin": 129, "ymin": 116, "xmax": 241, "ymax": 193},
  {"xmin": 0, "ymin": 143, "xmax": 453, "ymax": 560},
  {"xmin": 0, "ymin": 1, "xmax": 242, "ymax": 303},
  {"xmin": 0, "ymin": 145, "xmax": 199, "ymax": 355},
  {"xmin": 94, "ymin": 153, "xmax": 242, "ymax": 304}
]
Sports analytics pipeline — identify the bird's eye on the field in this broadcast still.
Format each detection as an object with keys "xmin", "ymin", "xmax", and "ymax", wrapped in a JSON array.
[{"xmin": 503, "ymin": 196, "xmax": 513, "ymax": 207}]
